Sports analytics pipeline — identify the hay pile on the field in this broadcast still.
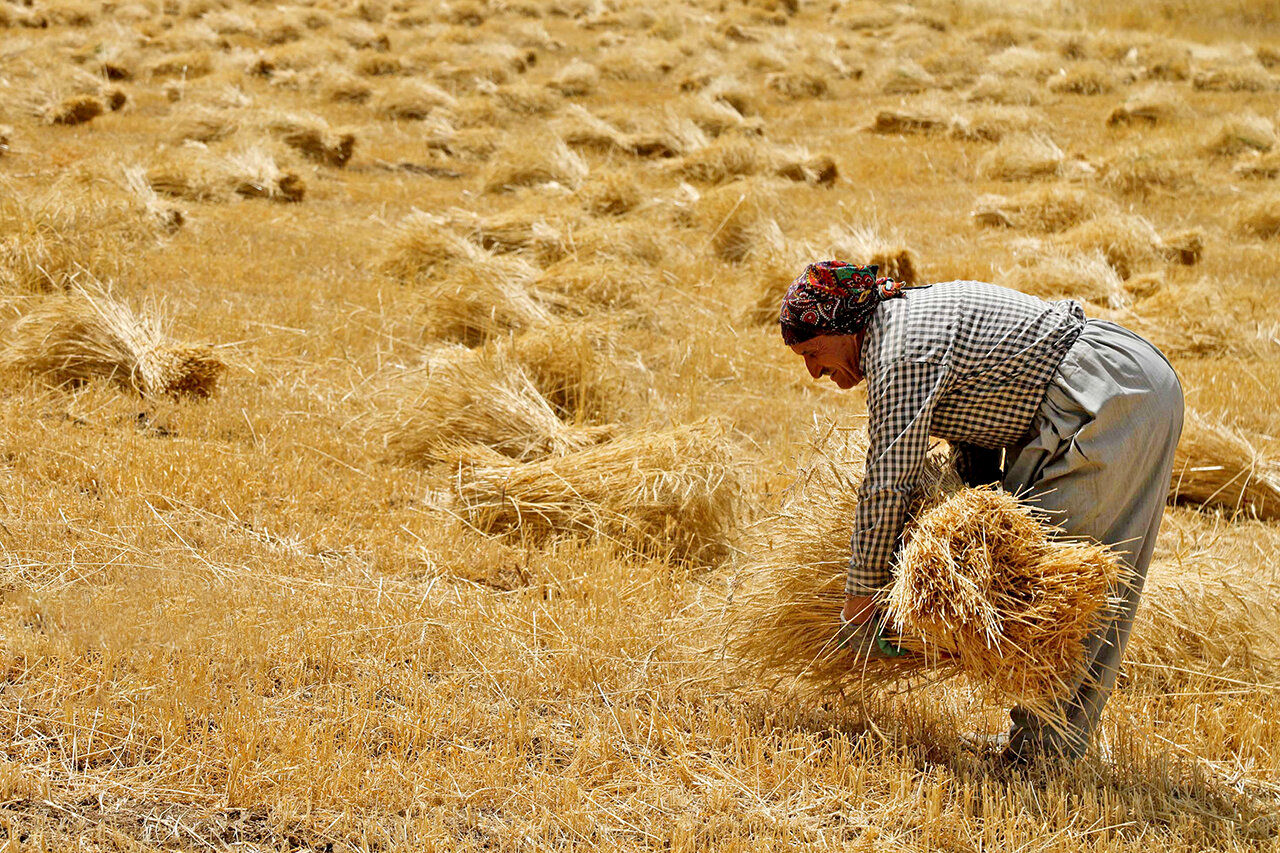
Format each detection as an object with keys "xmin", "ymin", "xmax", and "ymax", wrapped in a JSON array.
[
  {"xmin": 728, "ymin": 429, "xmax": 1123, "ymax": 714},
  {"xmin": 0, "ymin": 289, "xmax": 225, "ymax": 397},
  {"xmin": 1171, "ymin": 409, "xmax": 1280, "ymax": 520},
  {"xmin": 147, "ymin": 145, "xmax": 306, "ymax": 203},
  {"xmin": 451, "ymin": 420, "xmax": 741, "ymax": 564},
  {"xmin": 378, "ymin": 344, "xmax": 592, "ymax": 466}
]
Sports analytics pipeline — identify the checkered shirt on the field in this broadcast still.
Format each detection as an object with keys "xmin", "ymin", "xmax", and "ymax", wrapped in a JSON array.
[{"xmin": 847, "ymin": 281, "xmax": 1086, "ymax": 597}]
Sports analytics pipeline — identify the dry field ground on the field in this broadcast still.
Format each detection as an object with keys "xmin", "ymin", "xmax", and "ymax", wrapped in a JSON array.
[{"xmin": 2, "ymin": 0, "xmax": 1280, "ymax": 849}]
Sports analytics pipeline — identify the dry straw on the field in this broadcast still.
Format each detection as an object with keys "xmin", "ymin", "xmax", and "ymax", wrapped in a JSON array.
[
  {"xmin": 377, "ymin": 344, "xmax": 592, "ymax": 467},
  {"xmin": 977, "ymin": 133, "xmax": 1064, "ymax": 181},
  {"xmin": 451, "ymin": 420, "xmax": 741, "ymax": 564},
  {"xmin": 0, "ymin": 288, "xmax": 225, "ymax": 397},
  {"xmin": 1171, "ymin": 409, "xmax": 1280, "ymax": 520},
  {"xmin": 820, "ymin": 225, "xmax": 919, "ymax": 285},
  {"xmin": 1003, "ymin": 245, "xmax": 1128, "ymax": 308},
  {"xmin": 971, "ymin": 184, "xmax": 1111, "ymax": 233},
  {"xmin": 727, "ymin": 427, "xmax": 1124, "ymax": 717}
]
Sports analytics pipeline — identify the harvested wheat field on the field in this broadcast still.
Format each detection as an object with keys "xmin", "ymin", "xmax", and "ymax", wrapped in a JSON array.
[{"xmin": 1, "ymin": 0, "xmax": 1279, "ymax": 849}]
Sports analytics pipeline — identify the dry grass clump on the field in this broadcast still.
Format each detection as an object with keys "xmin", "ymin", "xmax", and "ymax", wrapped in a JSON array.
[
  {"xmin": 1003, "ymin": 246, "xmax": 1128, "ymax": 308},
  {"xmin": 147, "ymin": 145, "xmax": 306, "ymax": 203},
  {"xmin": 440, "ymin": 204, "xmax": 578, "ymax": 263},
  {"xmin": 452, "ymin": 420, "xmax": 741, "ymax": 564},
  {"xmin": 261, "ymin": 112, "xmax": 356, "ymax": 167},
  {"xmin": 413, "ymin": 258, "xmax": 554, "ymax": 345},
  {"xmin": 575, "ymin": 169, "xmax": 643, "ymax": 216},
  {"xmin": 0, "ymin": 288, "xmax": 224, "ymax": 397},
  {"xmin": 690, "ymin": 180, "xmax": 785, "ymax": 264},
  {"xmin": 765, "ymin": 70, "xmax": 828, "ymax": 99},
  {"xmin": 971, "ymin": 184, "xmax": 1111, "ymax": 232},
  {"xmin": 949, "ymin": 105, "xmax": 1041, "ymax": 142},
  {"xmin": 672, "ymin": 136, "xmax": 766, "ymax": 184},
  {"xmin": 549, "ymin": 58, "xmax": 599, "ymax": 96},
  {"xmin": 1202, "ymin": 112, "xmax": 1275, "ymax": 156},
  {"xmin": 1105, "ymin": 85, "xmax": 1186, "ymax": 126},
  {"xmin": 373, "ymin": 80, "xmax": 456, "ymax": 120},
  {"xmin": 819, "ymin": 225, "xmax": 919, "ymax": 285},
  {"xmin": 1232, "ymin": 192, "xmax": 1280, "ymax": 239},
  {"xmin": 169, "ymin": 105, "xmax": 239, "ymax": 143},
  {"xmin": 977, "ymin": 133, "xmax": 1064, "ymax": 181},
  {"xmin": 1098, "ymin": 144, "xmax": 1189, "ymax": 196},
  {"xmin": 773, "ymin": 149, "xmax": 839, "ymax": 185},
  {"xmin": 870, "ymin": 59, "xmax": 936, "ymax": 95},
  {"xmin": 43, "ymin": 94, "xmax": 104, "ymax": 126},
  {"xmin": 1046, "ymin": 62, "xmax": 1118, "ymax": 95},
  {"xmin": 1057, "ymin": 213, "xmax": 1179, "ymax": 279},
  {"xmin": 967, "ymin": 73, "xmax": 1041, "ymax": 106},
  {"xmin": 887, "ymin": 488, "xmax": 1124, "ymax": 714},
  {"xmin": 378, "ymin": 210, "xmax": 490, "ymax": 281},
  {"xmin": 868, "ymin": 104, "xmax": 950, "ymax": 136},
  {"xmin": 492, "ymin": 322, "xmax": 631, "ymax": 423},
  {"xmin": 377, "ymin": 344, "xmax": 589, "ymax": 466},
  {"xmin": 1171, "ymin": 409, "xmax": 1280, "ymax": 520},
  {"xmin": 1192, "ymin": 61, "xmax": 1275, "ymax": 92},
  {"xmin": 1234, "ymin": 148, "xmax": 1280, "ymax": 179},
  {"xmin": 534, "ymin": 258, "xmax": 654, "ymax": 313},
  {"xmin": 482, "ymin": 135, "xmax": 588, "ymax": 192},
  {"xmin": 148, "ymin": 50, "xmax": 214, "ymax": 79}
]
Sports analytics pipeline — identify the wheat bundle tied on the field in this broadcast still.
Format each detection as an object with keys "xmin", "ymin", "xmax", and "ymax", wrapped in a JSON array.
[
  {"xmin": 451, "ymin": 420, "xmax": 741, "ymax": 564},
  {"xmin": 1170, "ymin": 409, "xmax": 1280, "ymax": 520},
  {"xmin": 1, "ymin": 288, "xmax": 225, "ymax": 397},
  {"xmin": 728, "ymin": 428, "xmax": 1124, "ymax": 715}
]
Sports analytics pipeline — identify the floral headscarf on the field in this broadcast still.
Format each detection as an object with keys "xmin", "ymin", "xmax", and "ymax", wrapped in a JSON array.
[{"xmin": 778, "ymin": 261, "xmax": 906, "ymax": 345}]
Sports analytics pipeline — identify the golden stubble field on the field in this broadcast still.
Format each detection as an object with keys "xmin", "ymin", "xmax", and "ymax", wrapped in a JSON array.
[{"xmin": 1, "ymin": 0, "xmax": 1280, "ymax": 849}]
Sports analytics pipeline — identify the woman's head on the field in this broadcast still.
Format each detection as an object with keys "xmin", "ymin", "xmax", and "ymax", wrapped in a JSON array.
[{"xmin": 778, "ymin": 260, "xmax": 904, "ymax": 346}]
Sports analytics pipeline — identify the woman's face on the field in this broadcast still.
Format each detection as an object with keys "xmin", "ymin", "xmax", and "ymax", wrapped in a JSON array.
[{"xmin": 789, "ymin": 332, "xmax": 865, "ymax": 389}]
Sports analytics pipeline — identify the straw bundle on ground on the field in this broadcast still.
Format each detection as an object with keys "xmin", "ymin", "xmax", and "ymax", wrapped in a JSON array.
[
  {"xmin": 1192, "ymin": 61, "xmax": 1275, "ymax": 92},
  {"xmin": 949, "ymin": 105, "xmax": 1040, "ymax": 143},
  {"xmin": 967, "ymin": 74, "xmax": 1042, "ymax": 106},
  {"xmin": 451, "ymin": 420, "xmax": 741, "ymax": 564},
  {"xmin": 868, "ymin": 105, "xmax": 949, "ymax": 136},
  {"xmin": 977, "ymin": 133, "xmax": 1064, "ymax": 181},
  {"xmin": 1057, "ymin": 213, "xmax": 1169, "ymax": 279},
  {"xmin": 534, "ymin": 258, "xmax": 652, "ymax": 313},
  {"xmin": 0, "ymin": 289, "xmax": 225, "ymax": 397},
  {"xmin": 971, "ymin": 185, "xmax": 1110, "ymax": 232},
  {"xmin": 693, "ymin": 180, "xmax": 785, "ymax": 263},
  {"xmin": 414, "ymin": 258, "xmax": 554, "ymax": 345},
  {"xmin": 147, "ymin": 145, "xmax": 306, "ymax": 203},
  {"xmin": 379, "ymin": 211, "xmax": 491, "ymax": 281},
  {"xmin": 887, "ymin": 488, "xmax": 1123, "ymax": 715},
  {"xmin": 1170, "ymin": 409, "xmax": 1280, "ymax": 520},
  {"xmin": 673, "ymin": 136, "xmax": 766, "ymax": 184},
  {"xmin": 378, "ymin": 345, "xmax": 591, "ymax": 467},
  {"xmin": 1046, "ymin": 62, "xmax": 1118, "ymax": 95},
  {"xmin": 1098, "ymin": 144, "xmax": 1189, "ymax": 196},
  {"xmin": 170, "ymin": 106, "xmax": 240, "ymax": 144},
  {"xmin": 1232, "ymin": 192, "xmax": 1280, "ymax": 239},
  {"xmin": 374, "ymin": 80, "xmax": 457, "ymax": 120},
  {"xmin": 820, "ymin": 225, "xmax": 918, "ymax": 285},
  {"xmin": 1105, "ymin": 85, "xmax": 1186, "ymax": 126},
  {"xmin": 44, "ymin": 94, "xmax": 104, "ymax": 126},
  {"xmin": 490, "ymin": 321, "xmax": 632, "ymax": 423},
  {"xmin": 1234, "ymin": 149, "xmax": 1280, "ymax": 179},
  {"xmin": 550, "ymin": 59, "xmax": 600, "ymax": 97},
  {"xmin": 1202, "ymin": 113, "xmax": 1275, "ymax": 157},
  {"xmin": 262, "ymin": 112, "xmax": 356, "ymax": 167},
  {"xmin": 1003, "ymin": 245, "xmax": 1128, "ymax": 308},
  {"xmin": 482, "ymin": 135, "xmax": 588, "ymax": 193}
]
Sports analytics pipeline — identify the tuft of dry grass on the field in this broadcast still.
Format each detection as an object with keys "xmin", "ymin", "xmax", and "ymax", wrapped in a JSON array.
[
  {"xmin": 147, "ymin": 145, "xmax": 306, "ymax": 203},
  {"xmin": 372, "ymin": 80, "xmax": 456, "ymax": 120},
  {"xmin": 672, "ymin": 136, "xmax": 767, "ymax": 184},
  {"xmin": 1105, "ymin": 84, "xmax": 1186, "ymax": 126},
  {"xmin": 261, "ymin": 112, "xmax": 356, "ymax": 167},
  {"xmin": 1046, "ymin": 61, "xmax": 1119, "ymax": 95},
  {"xmin": 43, "ymin": 94, "xmax": 104, "ymax": 125},
  {"xmin": 482, "ymin": 134, "xmax": 588, "ymax": 193},
  {"xmin": 971, "ymin": 184, "xmax": 1111, "ymax": 232},
  {"xmin": 452, "ymin": 420, "xmax": 742, "ymax": 564},
  {"xmin": 1003, "ymin": 245, "xmax": 1129, "ymax": 308},
  {"xmin": 1191, "ymin": 60, "xmax": 1276, "ymax": 92},
  {"xmin": 1057, "ymin": 213, "xmax": 1173, "ymax": 278},
  {"xmin": 1171, "ymin": 409, "xmax": 1280, "ymax": 519},
  {"xmin": 411, "ymin": 258, "xmax": 555, "ymax": 345},
  {"xmin": 375, "ymin": 344, "xmax": 591, "ymax": 467},
  {"xmin": 1202, "ymin": 112, "xmax": 1275, "ymax": 156},
  {"xmin": 0, "ymin": 288, "xmax": 224, "ymax": 397},
  {"xmin": 977, "ymin": 133, "xmax": 1065, "ymax": 181},
  {"xmin": 819, "ymin": 225, "xmax": 919, "ymax": 285},
  {"xmin": 1232, "ymin": 192, "xmax": 1280, "ymax": 239}
]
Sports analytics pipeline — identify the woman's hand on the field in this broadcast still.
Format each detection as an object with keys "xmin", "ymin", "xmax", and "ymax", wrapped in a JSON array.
[{"xmin": 841, "ymin": 594, "xmax": 877, "ymax": 625}]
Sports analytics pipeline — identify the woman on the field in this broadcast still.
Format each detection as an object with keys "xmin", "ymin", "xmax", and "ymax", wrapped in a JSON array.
[{"xmin": 780, "ymin": 260, "xmax": 1184, "ymax": 765}]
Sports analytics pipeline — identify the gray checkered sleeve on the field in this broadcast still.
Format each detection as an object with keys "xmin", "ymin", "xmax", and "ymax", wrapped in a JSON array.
[{"xmin": 846, "ymin": 360, "xmax": 948, "ymax": 597}]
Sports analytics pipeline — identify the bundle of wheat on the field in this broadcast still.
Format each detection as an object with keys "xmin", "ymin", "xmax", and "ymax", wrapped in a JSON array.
[
  {"xmin": 887, "ymin": 488, "xmax": 1124, "ymax": 717},
  {"xmin": 1046, "ymin": 62, "xmax": 1118, "ymax": 95},
  {"xmin": 1105, "ymin": 85, "xmax": 1186, "ymax": 126},
  {"xmin": 1192, "ymin": 61, "xmax": 1275, "ymax": 93},
  {"xmin": 1234, "ymin": 149, "xmax": 1280, "ymax": 179},
  {"xmin": 673, "ymin": 136, "xmax": 766, "ymax": 184},
  {"xmin": 534, "ymin": 258, "xmax": 655, "ymax": 314},
  {"xmin": 692, "ymin": 180, "xmax": 785, "ymax": 263},
  {"xmin": 414, "ymin": 257, "xmax": 554, "ymax": 345},
  {"xmin": 868, "ymin": 105, "xmax": 950, "ymax": 136},
  {"xmin": 0, "ymin": 288, "xmax": 224, "ymax": 397},
  {"xmin": 482, "ymin": 134, "xmax": 588, "ymax": 192},
  {"xmin": 550, "ymin": 59, "xmax": 600, "ymax": 97},
  {"xmin": 576, "ymin": 169, "xmax": 643, "ymax": 216},
  {"xmin": 379, "ymin": 211, "xmax": 491, "ymax": 281},
  {"xmin": 1056, "ymin": 213, "xmax": 1168, "ymax": 278},
  {"xmin": 261, "ymin": 112, "xmax": 356, "ymax": 167},
  {"xmin": 819, "ymin": 225, "xmax": 919, "ymax": 285},
  {"xmin": 948, "ymin": 105, "xmax": 1040, "ymax": 143},
  {"xmin": 378, "ymin": 344, "xmax": 589, "ymax": 467},
  {"xmin": 491, "ymin": 322, "xmax": 631, "ymax": 423},
  {"xmin": 147, "ymin": 145, "xmax": 306, "ymax": 203},
  {"xmin": 1002, "ymin": 245, "xmax": 1128, "ymax": 308},
  {"xmin": 1170, "ymin": 409, "xmax": 1280, "ymax": 520},
  {"xmin": 967, "ymin": 74, "xmax": 1042, "ymax": 106},
  {"xmin": 1232, "ymin": 192, "xmax": 1280, "ymax": 239},
  {"xmin": 451, "ymin": 420, "xmax": 741, "ymax": 564},
  {"xmin": 977, "ymin": 133, "xmax": 1064, "ymax": 181},
  {"xmin": 170, "ymin": 105, "xmax": 240, "ymax": 143},
  {"xmin": 971, "ymin": 185, "xmax": 1110, "ymax": 232},
  {"xmin": 1098, "ymin": 144, "xmax": 1189, "ymax": 196},
  {"xmin": 1202, "ymin": 113, "xmax": 1275, "ymax": 156},
  {"xmin": 44, "ymin": 94, "xmax": 104, "ymax": 126},
  {"xmin": 374, "ymin": 80, "xmax": 456, "ymax": 120}
]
